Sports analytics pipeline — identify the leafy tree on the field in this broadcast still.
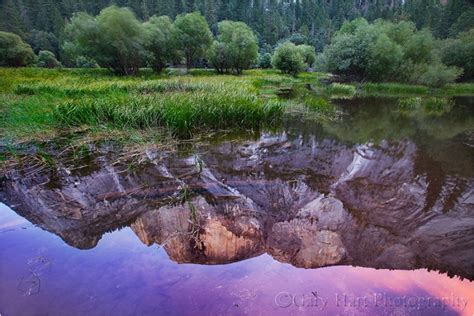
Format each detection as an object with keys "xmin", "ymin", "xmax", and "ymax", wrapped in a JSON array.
[
  {"xmin": 0, "ymin": 0, "xmax": 25, "ymax": 38},
  {"xmin": 322, "ymin": 18, "xmax": 460, "ymax": 86},
  {"xmin": 297, "ymin": 44, "xmax": 317, "ymax": 68},
  {"xmin": 173, "ymin": 11, "xmax": 212, "ymax": 69},
  {"xmin": 258, "ymin": 53, "xmax": 272, "ymax": 69},
  {"xmin": 367, "ymin": 34, "xmax": 404, "ymax": 82},
  {"xmin": 384, "ymin": 21, "xmax": 416, "ymax": 46},
  {"xmin": 143, "ymin": 15, "xmax": 176, "ymax": 73},
  {"xmin": 285, "ymin": 33, "xmax": 308, "ymax": 45},
  {"xmin": 37, "ymin": 50, "xmax": 61, "ymax": 68},
  {"xmin": 75, "ymin": 56, "xmax": 98, "ymax": 68},
  {"xmin": 27, "ymin": 29, "xmax": 59, "ymax": 55},
  {"xmin": 0, "ymin": 31, "xmax": 35, "ymax": 67},
  {"xmin": 209, "ymin": 21, "xmax": 258, "ymax": 74},
  {"xmin": 411, "ymin": 63, "xmax": 462, "ymax": 88},
  {"xmin": 403, "ymin": 29, "xmax": 435, "ymax": 64},
  {"xmin": 324, "ymin": 20, "xmax": 380, "ymax": 78},
  {"xmin": 209, "ymin": 41, "xmax": 231, "ymax": 73},
  {"xmin": 441, "ymin": 29, "xmax": 474, "ymax": 80},
  {"xmin": 272, "ymin": 42, "xmax": 305, "ymax": 76},
  {"xmin": 448, "ymin": 9, "xmax": 474, "ymax": 37},
  {"xmin": 64, "ymin": 6, "xmax": 146, "ymax": 75}
]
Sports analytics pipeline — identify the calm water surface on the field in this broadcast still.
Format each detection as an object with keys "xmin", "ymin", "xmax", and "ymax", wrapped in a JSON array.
[{"xmin": 1, "ymin": 96, "xmax": 473, "ymax": 315}]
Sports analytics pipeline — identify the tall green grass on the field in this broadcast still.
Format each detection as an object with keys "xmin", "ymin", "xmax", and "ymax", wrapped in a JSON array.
[
  {"xmin": 55, "ymin": 89, "xmax": 283, "ymax": 137},
  {"xmin": 1, "ymin": 68, "xmax": 472, "ymax": 143},
  {"xmin": 0, "ymin": 68, "xmax": 285, "ymax": 140},
  {"xmin": 362, "ymin": 83, "xmax": 429, "ymax": 96},
  {"xmin": 325, "ymin": 83, "xmax": 356, "ymax": 98}
]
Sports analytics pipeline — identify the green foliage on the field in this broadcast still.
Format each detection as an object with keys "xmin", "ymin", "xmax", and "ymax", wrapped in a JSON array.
[
  {"xmin": 258, "ymin": 53, "xmax": 272, "ymax": 69},
  {"xmin": 398, "ymin": 97, "xmax": 421, "ymax": 111},
  {"xmin": 27, "ymin": 30, "xmax": 59, "ymax": 56},
  {"xmin": 0, "ymin": 68, "xmax": 294, "ymax": 140},
  {"xmin": 272, "ymin": 42, "xmax": 305, "ymax": 76},
  {"xmin": 143, "ymin": 15, "xmax": 176, "ymax": 73},
  {"xmin": 448, "ymin": 9, "xmax": 474, "ymax": 37},
  {"xmin": 55, "ymin": 89, "xmax": 282, "ymax": 137},
  {"xmin": 441, "ymin": 29, "xmax": 474, "ymax": 81},
  {"xmin": 411, "ymin": 63, "xmax": 463, "ymax": 88},
  {"xmin": 209, "ymin": 41, "xmax": 231, "ymax": 74},
  {"xmin": 322, "ymin": 18, "xmax": 461, "ymax": 86},
  {"xmin": 75, "ymin": 56, "xmax": 98, "ymax": 68},
  {"xmin": 37, "ymin": 50, "xmax": 61, "ymax": 68},
  {"xmin": 63, "ymin": 6, "xmax": 146, "ymax": 75},
  {"xmin": 284, "ymin": 33, "xmax": 308, "ymax": 46},
  {"xmin": 423, "ymin": 97, "xmax": 454, "ymax": 115},
  {"xmin": 367, "ymin": 34, "xmax": 404, "ymax": 82},
  {"xmin": 297, "ymin": 45, "xmax": 317, "ymax": 68},
  {"xmin": 403, "ymin": 29, "xmax": 435, "ymax": 64},
  {"xmin": 363, "ymin": 83, "xmax": 428, "ymax": 96},
  {"xmin": 325, "ymin": 83, "xmax": 356, "ymax": 97},
  {"xmin": 304, "ymin": 97, "xmax": 335, "ymax": 115},
  {"xmin": 209, "ymin": 21, "xmax": 258, "ymax": 74},
  {"xmin": 0, "ymin": 31, "xmax": 35, "ymax": 67},
  {"xmin": 0, "ymin": 0, "xmax": 472, "ymax": 57},
  {"xmin": 173, "ymin": 11, "xmax": 212, "ymax": 69},
  {"xmin": 324, "ymin": 18, "xmax": 380, "ymax": 77}
]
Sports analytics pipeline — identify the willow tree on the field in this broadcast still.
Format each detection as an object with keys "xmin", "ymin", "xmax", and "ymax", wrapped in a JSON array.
[
  {"xmin": 143, "ymin": 15, "xmax": 176, "ymax": 73},
  {"xmin": 210, "ymin": 21, "xmax": 258, "ymax": 74},
  {"xmin": 63, "ymin": 6, "xmax": 146, "ymax": 75},
  {"xmin": 173, "ymin": 11, "xmax": 212, "ymax": 69}
]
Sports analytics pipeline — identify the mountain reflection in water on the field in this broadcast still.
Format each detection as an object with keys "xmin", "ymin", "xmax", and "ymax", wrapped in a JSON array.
[{"xmin": 0, "ymin": 96, "xmax": 473, "ymax": 315}]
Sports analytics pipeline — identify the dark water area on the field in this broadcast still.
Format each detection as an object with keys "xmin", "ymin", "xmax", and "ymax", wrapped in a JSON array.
[{"xmin": 1, "ymin": 96, "xmax": 473, "ymax": 315}]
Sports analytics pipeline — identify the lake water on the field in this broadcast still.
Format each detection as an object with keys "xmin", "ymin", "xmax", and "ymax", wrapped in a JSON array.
[{"xmin": 1, "ymin": 96, "xmax": 473, "ymax": 315}]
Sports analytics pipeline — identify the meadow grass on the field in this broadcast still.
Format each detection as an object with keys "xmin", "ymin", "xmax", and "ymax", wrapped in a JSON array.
[
  {"xmin": 325, "ymin": 83, "xmax": 357, "ymax": 98},
  {"xmin": 0, "ymin": 68, "xmax": 292, "ymax": 141},
  {"xmin": 1, "ymin": 67, "xmax": 472, "ymax": 144},
  {"xmin": 361, "ymin": 83, "xmax": 429, "ymax": 96},
  {"xmin": 440, "ymin": 83, "xmax": 474, "ymax": 96},
  {"xmin": 360, "ymin": 82, "xmax": 474, "ymax": 97}
]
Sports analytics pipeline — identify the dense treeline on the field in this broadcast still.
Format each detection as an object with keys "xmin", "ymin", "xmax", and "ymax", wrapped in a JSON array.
[
  {"xmin": 1, "ymin": 0, "xmax": 473, "ymax": 58},
  {"xmin": 319, "ymin": 18, "xmax": 464, "ymax": 86},
  {"xmin": 0, "ymin": 1, "xmax": 473, "ymax": 86}
]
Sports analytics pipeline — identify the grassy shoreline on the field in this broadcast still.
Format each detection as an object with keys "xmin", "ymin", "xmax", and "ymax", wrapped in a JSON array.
[{"xmin": 1, "ymin": 68, "xmax": 473, "ymax": 146}]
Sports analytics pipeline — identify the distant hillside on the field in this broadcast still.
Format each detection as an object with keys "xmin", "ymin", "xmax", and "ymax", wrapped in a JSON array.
[{"xmin": 0, "ymin": 0, "xmax": 472, "ymax": 56}]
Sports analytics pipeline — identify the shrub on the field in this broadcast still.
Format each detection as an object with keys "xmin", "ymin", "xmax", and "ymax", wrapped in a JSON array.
[
  {"xmin": 367, "ymin": 34, "xmax": 403, "ymax": 82},
  {"xmin": 272, "ymin": 42, "xmax": 305, "ymax": 76},
  {"xmin": 326, "ymin": 83, "xmax": 356, "ymax": 97},
  {"xmin": 258, "ymin": 53, "xmax": 272, "ymax": 69},
  {"xmin": 75, "ymin": 56, "xmax": 98, "ymax": 68},
  {"xmin": 322, "ymin": 18, "xmax": 459, "ymax": 86},
  {"xmin": 37, "ymin": 50, "xmax": 61, "ymax": 68},
  {"xmin": 209, "ymin": 21, "xmax": 258, "ymax": 74},
  {"xmin": 297, "ymin": 44, "xmax": 317, "ymax": 68},
  {"xmin": 399, "ymin": 97, "xmax": 421, "ymax": 111},
  {"xmin": 423, "ymin": 97, "xmax": 454, "ymax": 115},
  {"xmin": 0, "ymin": 31, "xmax": 36, "ymax": 67},
  {"xmin": 441, "ymin": 29, "xmax": 474, "ymax": 81},
  {"xmin": 411, "ymin": 63, "xmax": 462, "ymax": 88},
  {"xmin": 27, "ymin": 29, "xmax": 59, "ymax": 56}
]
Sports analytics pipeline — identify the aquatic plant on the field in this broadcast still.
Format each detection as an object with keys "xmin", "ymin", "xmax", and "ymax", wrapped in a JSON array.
[
  {"xmin": 423, "ymin": 97, "xmax": 454, "ymax": 115},
  {"xmin": 362, "ymin": 83, "xmax": 428, "ymax": 96},
  {"xmin": 325, "ymin": 83, "xmax": 356, "ymax": 97},
  {"xmin": 399, "ymin": 97, "xmax": 421, "ymax": 111}
]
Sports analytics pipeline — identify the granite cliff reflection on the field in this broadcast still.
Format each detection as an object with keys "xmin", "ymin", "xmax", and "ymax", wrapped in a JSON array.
[{"xmin": 2, "ymin": 130, "xmax": 473, "ymax": 281}]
